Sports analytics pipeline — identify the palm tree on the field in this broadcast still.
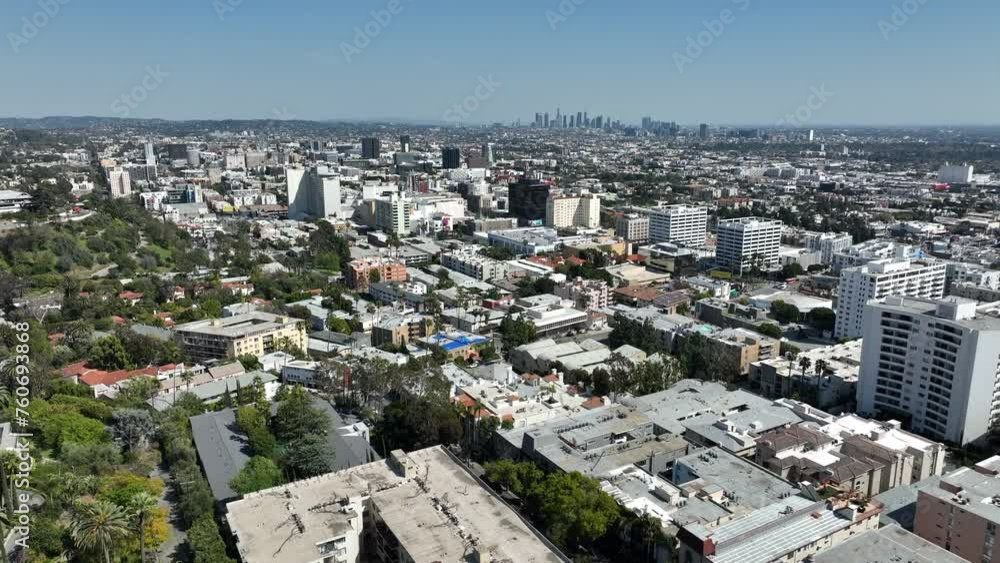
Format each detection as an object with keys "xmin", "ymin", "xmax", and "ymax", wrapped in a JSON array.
[
  {"xmin": 783, "ymin": 351, "xmax": 796, "ymax": 397},
  {"xmin": 130, "ymin": 492, "xmax": 159, "ymax": 563},
  {"xmin": 798, "ymin": 356, "xmax": 812, "ymax": 401},
  {"xmin": 69, "ymin": 500, "xmax": 131, "ymax": 563},
  {"xmin": 813, "ymin": 359, "xmax": 829, "ymax": 404}
]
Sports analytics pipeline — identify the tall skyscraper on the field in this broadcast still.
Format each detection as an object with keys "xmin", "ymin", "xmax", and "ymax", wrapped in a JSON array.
[
  {"xmin": 835, "ymin": 259, "xmax": 947, "ymax": 340},
  {"xmin": 508, "ymin": 179, "xmax": 550, "ymax": 226},
  {"xmin": 569, "ymin": 116, "xmax": 575, "ymax": 128},
  {"xmin": 583, "ymin": 112, "xmax": 589, "ymax": 127},
  {"xmin": 576, "ymin": 111, "xmax": 583, "ymax": 128},
  {"xmin": 399, "ymin": 135, "xmax": 411, "ymax": 153},
  {"xmin": 361, "ymin": 137, "xmax": 381, "ymax": 159},
  {"xmin": 716, "ymin": 217, "xmax": 782, "ymax": 275},
  {"xmin": 144, "ymin": 142, "xmax": 155, "ymax": 165},
  {"xmin": 441, "ymin": 147, "xmax": 461, "ymax": 169},
  {"xmin": 562, "ymin": 115, "xmax": 568, "ymax": 128},
  {"xmin": 481, "ymin": 143, "xmax": 494, "ymax": 164},
  {"xmin": 857, "ymin": 296, "xmax": 1000, "ymax": 444},
  {"xmin": 648, "ymin": 205, "xmax": 708, "ymax": 247},
  {"xmin": 544, "ymin": 112, "xmax": 550, "ymax": 128},
  {"xmin": 107, "ymin": 167, "xmax": 132, "ymax": 199},
  {"xmin": 535, "ymin": 113, "xmax": 543, "ymax": 128},
  {"xmin": 699, "ymin": 123, "xmax": 709, "ymax": 140},
  {"xmin": 808, "ymin": 129, "xmax": 815, "ymax": 142}
]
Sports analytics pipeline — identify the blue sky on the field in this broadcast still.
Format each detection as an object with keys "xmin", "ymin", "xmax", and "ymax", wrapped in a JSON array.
[{"xmin": 2, "ymin": 0, "xmax": 998, "ymax": 125}]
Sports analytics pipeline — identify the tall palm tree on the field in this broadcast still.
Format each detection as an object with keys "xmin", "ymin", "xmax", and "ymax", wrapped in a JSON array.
[
  {"xmin": 0, "ymin": 504, "xmax": 11, "ymax": 562},
  {"xmin": 813, "ymin": 359, "xmax": 829, "ymax": 404},
  {"xmin": 69, "ymin": 500, "xmax": 131, "ymax": 563},
  {"xmin": 130, "ymin": 492, "xmax": 159, "ymax": 563},
  {"xmin": 798, "ymin": 356, "xmax": 812, "ymax": 401}
]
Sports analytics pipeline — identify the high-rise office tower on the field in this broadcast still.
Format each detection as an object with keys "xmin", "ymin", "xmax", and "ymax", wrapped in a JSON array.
[
  {"xmin": 857, "ymin": 296, "xmax": 1000, "ymax": 444},
  {"xmin": 144, "ymin": 142, "xmax": 155, "ymax": 165},
  {"xmin": 535, "ymin": 113, "xmax": 543, "ymax": 128},
  {"xmin": 508, "ymin": 179, "xmax": 550, "ymax": 226},
  {"xmin": 442, "ymin": 147, "xmax": 461, "ymax": 169},
  {"xmin": 361, "ymin": 137, "xmax": 381, "ymax": 159},
  {"xmin": 107, "ymin": 167, "xmax": 132, "ymax": 199},
  {"xmin": 835, "ymin": 259, "xmax": 947, "ymax": 340},
  {"xmin": 555, "ymin": 108, "xmax": 561, "ymax": 127},
  {"xmin": 808, "ymin": 129, "xmax": 815, "ymax": 142},
  {"xmin": 569, "ymin": 116, "xmax": 575, "ymax": 128},
  {"xmin": 576, "ymin": 112, "xmax": 583, "ymax": 128},
  {"xmin": 699, "ymin": 124, "xmax": 709, "ymax": 140},
  {"xmin": 648, "ymin": 205, "xmax": 708, "ymax": 247},
  {"xmin": 562, "ymin": 115, "xmax": 568, "ymax": 128},
  {"xmin": 642, "ymin": 117, "xmax": 652, "ymax": 130},
  {"xmin": 583, "ymin": 112, "xmax": 589, "ymax": 127},
  {"xmin": 715, "ymin": 217, "xmax": 782, "ymax": 275},
  {"xmin": 481, "ymin": 143, "xmax": 494, "ymax": 164},
  {"xmin": 544, "ymin": 113, "xmax": 550, "ymax": 128},
  {"xmin": 399, "ymin": 135, "xmax": 411, "ymax": 153}
]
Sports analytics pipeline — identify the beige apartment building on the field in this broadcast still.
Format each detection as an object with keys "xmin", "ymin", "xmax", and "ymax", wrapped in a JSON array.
[{"xmin": 174, "ymin": 312, "xmax": 307, "ymax": 362}]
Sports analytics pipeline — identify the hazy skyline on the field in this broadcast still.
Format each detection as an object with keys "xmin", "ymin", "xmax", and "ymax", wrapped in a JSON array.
[{"xmin": 3, "ymin": 0, "xmax": 998, "ymax": 125}]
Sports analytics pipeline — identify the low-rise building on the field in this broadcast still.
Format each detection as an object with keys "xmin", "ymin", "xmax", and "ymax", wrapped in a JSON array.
[
  {"xmin": 750, "ymin": 339, "xmax": 861, "ymax": 410},
  {"xmin": 174, "ymin": 312, "xmax": 307, "ymax": 363},
  {"xmin": 914, "ymin": 455, "xmax": 1000, "ymax": 563},
  {"xmin": 371, "ymin": 313, "xmax": 435, "ymax": 347},
  {"xmin": 225, "ymin": 447, "xmax": 567, "ymax": 563},
  {"xmin": 344, "ymin": 257, "xmax": 407, "ymax": 292}
]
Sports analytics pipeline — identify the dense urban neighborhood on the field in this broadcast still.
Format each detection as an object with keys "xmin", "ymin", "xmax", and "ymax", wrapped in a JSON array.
[{"xmin": 1, "ymin": 116, "xmax": 1000, "ymax": 563}]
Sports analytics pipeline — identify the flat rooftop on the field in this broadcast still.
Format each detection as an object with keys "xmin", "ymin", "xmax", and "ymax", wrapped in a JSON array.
[
  {"xmin": 174, "ymin": 312, "xmax": 300, "ymax": 338},
  {"xmin": 922, "ymin": 455, "xmax": 1000, "ymax": 524},
  {"xmin": 226, "ymin": 446, "xmax": 566, "ymax": 563},
  {"xmin": 812, "ymin": 525, "xmax": 966, "ymax": 563}
]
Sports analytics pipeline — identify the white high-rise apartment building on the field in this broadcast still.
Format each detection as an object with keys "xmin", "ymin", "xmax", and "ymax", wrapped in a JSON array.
[
  {"xmin": 715, "ymin": 217, "xmax": 782, "ymax": 275},
  {"xmin": 107, "ymin": 167, "xmax": 132, "ymax": 199},
  {"xmin": 545, "ymin": 194, "xmax": 600, "ymax": 229},
  {"xmin": 375, "ymin": 193, "xmax": 412, "ymax": 236},
  {"xmin": 144, "ymin": 142, "xmax": 155, "ymax": 165},
  {"xmin": 857, "ymin": 296, "xmax": 1000, "ymax": 444},
  {"xmin": 835, "ymin": 258, "xmax": 946, "ymax": 340},
  {"xmin": 803, "ymin": 231, "xmax": 853, "ymax": 265},
  {"xmin": 286, "ymin": 166, "xmax": 341, "ymax": 220},
  {"xmin": 648, "ymin": 205, "xmax": 708, "ymax": 247},
  {"xmin": 937, "ymin": 162, "xmax": 974, "ymax": 184}
]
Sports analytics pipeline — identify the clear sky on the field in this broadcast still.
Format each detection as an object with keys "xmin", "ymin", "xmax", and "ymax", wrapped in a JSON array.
[{"xmin": 2, "ymin": 0, "xmax": 998, "ymax": 125}]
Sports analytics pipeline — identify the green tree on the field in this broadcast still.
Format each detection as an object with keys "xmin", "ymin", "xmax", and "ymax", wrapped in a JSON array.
[
  {"xmin": 757, "ymin": 323, "xmax": 783, "ymax": 339},
  {"xmin": 230, "ymin": 456, "xmax": 282, "ymax": 494},
  {"xmin": 326, "ymin": 315, "xmax": 352, "ymax": 334},
  {"xmin": 283, "ymin": 434, "xmax": 334, "ymax": 479},
  {"xmin": 89, "ymin": 335, "xmax": 131, "ymax": 370},
  {"xmin": 129, "ymin": 491, "xmax": 159, "ymax": 563},
  {"xmin": 272, "ymin": 387, "xmax": 330, "ymax": 442},
  {"xmin": 110, "ymin": 408, "xmax": 156, "ymax": 454},
  {"xmin": 69, "ymin": 500, "xmax": 132, "ymax": 563},
  {"xmin": 483, "ymin": 459, "xmax": 544, "ymax": 498},
  {"xmin": 238, "ymin": 354, "xmax": 261, "ymax": 371},
  {"xmin": 499, "ymin": 314, "xmax": 537, "ymax": 352},
  {"xmin": 187, "ymin": 514, "xmax": 236, "ymax": 563},
  {"xmin": 769, "ymin": 300, "xmax": 801, "ymax": 324}
]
